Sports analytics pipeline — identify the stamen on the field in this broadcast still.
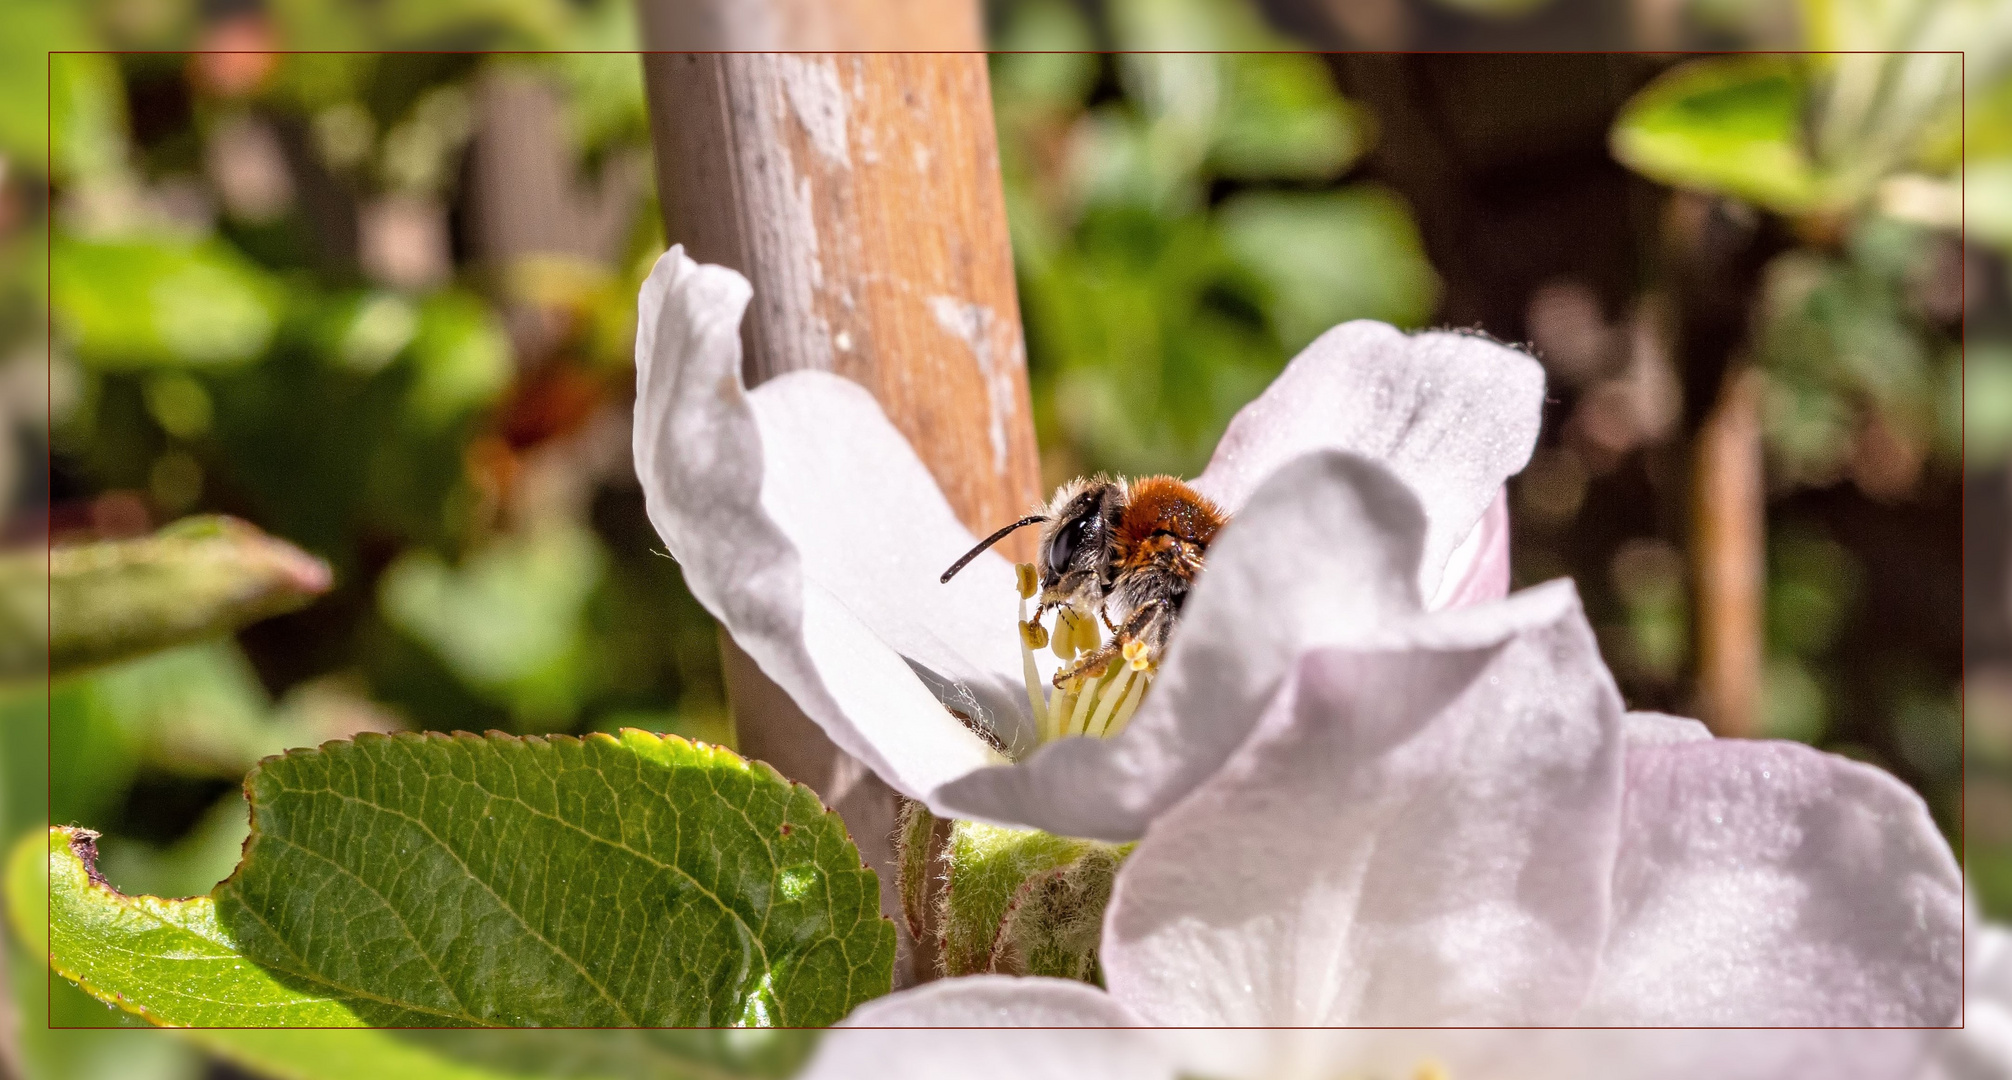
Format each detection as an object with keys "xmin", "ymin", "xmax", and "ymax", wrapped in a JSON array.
[
  {"xmin": 1103, "ymin": 664, "xmax": 1150, "ymax": 738},
  {"xmin": 1044, "ymin": 683, "xmax": 1074, "ymax": 744},
  {"xmin": 1065, "ymin": 668, "xmax": 1103, "ymax": 736},
  {"xmin": 1085, "ymin": 664, "xmax": 1135, "ymax": 738},
  {"xmin": 1052, "ymin": 609, "xmax": 1084, "ymax": 661},
  {"xmin": 1005, "ymin": 575, "xmax": 1161, "ymax": 747},
  {"xmin": 1017, "ymin": 589, "xmax": 1047, "ymax": 741},
  {"xmin": 1079, "ymin": 612, "xmax": 1102, "ymax": 654}
]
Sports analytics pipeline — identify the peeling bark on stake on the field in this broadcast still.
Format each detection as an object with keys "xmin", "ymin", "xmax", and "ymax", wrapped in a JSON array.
[
  {"xmin": 1693, "ymin": 367, "xmax": 1765, "ymax": 737},
  {"xmin": 639, "ymin": 45, "xmax": 1042, "ymax": 986}
]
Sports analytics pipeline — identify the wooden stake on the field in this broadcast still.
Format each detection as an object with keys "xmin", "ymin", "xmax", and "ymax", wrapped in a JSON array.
[
  {"xmin": 638, "ymin": 38, "xmax": 1041, "ymax": 987},
  {"xmin": 1693, "ymin": 366, "xmax": 1765, "ymax": 737}
]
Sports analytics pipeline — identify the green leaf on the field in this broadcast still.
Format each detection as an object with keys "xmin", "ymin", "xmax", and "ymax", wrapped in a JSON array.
[
  {"xmin": 3, "ymin": 515, "xmax": 332, "ymax": 682},
  {"xmin": 52, "ymin": 235, "xmax": 285, "ymax": 370},
  {"xmin": 42, "ymin": 730, "xmax": 894, "ymax": 1026},
  {"xmin": 939, "ymin": 820, "xmax": 1127, "ymax": 982},
  {"xmin": 1610, "ymin": 56, "xmax": 1824, "ymax": 215},
  {"xmin": 376, "ymin": 1030, "xmax": 816, "ymax": 1079},
  {"xmin": 190, "ymin": 1029, "xmax": 816, "ymax": 1080},
  {"xmin": 16, "ymin": 827, "xmax": 815, "ymax": 1070},
  {"xmin": 190, "ymin": 1031, "xmax": 543, "ymax": 1080},
  {"xmin": 8, "ymin": 918, "xmax": 202, "ymax": 1079},
  {"xmin": 40, "ymin": 826, "xmax": 369, "ymax": 1026},
  {"xmin": 1218, "ymin": 185, "xmax": 1440, "ymax": 348}
]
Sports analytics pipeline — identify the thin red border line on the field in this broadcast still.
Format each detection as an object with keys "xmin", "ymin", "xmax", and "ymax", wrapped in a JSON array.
[{"xmin": 37, "ymin": 46, "xmax": 1971, "ymax": 1033}]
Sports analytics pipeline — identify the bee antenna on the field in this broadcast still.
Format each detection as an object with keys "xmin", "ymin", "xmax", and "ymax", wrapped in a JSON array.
[{"xmin": 940, "ymin": 515, "xmax": 1046, "ymax": 583}]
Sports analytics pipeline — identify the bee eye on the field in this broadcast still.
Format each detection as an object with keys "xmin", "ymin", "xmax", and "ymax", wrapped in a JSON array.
[{"xmin": 1047, "ymin": 513, "xmax": 1095, "ymax": 573}]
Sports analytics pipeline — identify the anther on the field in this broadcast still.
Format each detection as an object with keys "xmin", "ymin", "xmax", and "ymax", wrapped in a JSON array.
[
  {"xmin": 1052, "ymin": 609, "xmax": 1085, "ymax": 660},
  {"xmin": 1020, "ymin": 619, "xmax": 1049, "ymax": 650},
  {"xmin": 1014, "ymin": 562, "xmax": 1037, "ymax": 600}
]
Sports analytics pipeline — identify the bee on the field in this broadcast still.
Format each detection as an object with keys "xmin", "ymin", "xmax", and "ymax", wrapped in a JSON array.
[{"xmin": 940, "ymin": 475, "xmax": 1228, "ymax": 685}]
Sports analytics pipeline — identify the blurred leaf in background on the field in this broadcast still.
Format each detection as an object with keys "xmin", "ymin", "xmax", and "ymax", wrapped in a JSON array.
[
  {"xmin": 379, "ymin": 521, "xmax": 606, "ymax": 728},
  {"xmin": 992, "ymin": 0, "xmax": 1437, "ymax": 480}
]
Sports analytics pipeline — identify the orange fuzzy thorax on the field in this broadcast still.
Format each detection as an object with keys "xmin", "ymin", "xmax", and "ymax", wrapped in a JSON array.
[{"xmin": 1114, "ymin": 476, "xmax": 1226, "ymax": 570}]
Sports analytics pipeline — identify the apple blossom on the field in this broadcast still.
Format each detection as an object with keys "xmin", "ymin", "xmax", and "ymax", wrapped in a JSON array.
[
  {"xmin": 826, "ymin": 452, "xmax": 1956, "ymax": 1025},
  {"xmin": 631, "ymin": 246, "xmax": 1540, "ymax": 840},
  {"xmin": 634, "ymin": 246, "xmax": 1961, "ymax": 1028}
]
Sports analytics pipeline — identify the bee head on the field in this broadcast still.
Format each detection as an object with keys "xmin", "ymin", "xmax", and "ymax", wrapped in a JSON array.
[
  {"xmin": 937, "ymin": 475, "xmax": 1127, "ymax": 593},
  {"xmin": 1033, "ymin": 476, "xmax": 1125, "ymax": 600}
]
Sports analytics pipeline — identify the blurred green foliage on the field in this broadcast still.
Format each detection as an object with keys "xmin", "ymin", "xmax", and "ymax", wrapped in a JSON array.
[
  {"xmin": 1605, "ymin": 0, "xmax": 1989, "ymax": 914},
  {"xmin": 1613, "ymin": 56, "xmax": 1824, "ymax": 214},
  {"xmin": 8, "ymin": 0, "xmax": 732, "ymax": 1069},
  {"xmin": 992, "ymin": 0, "xmax": 1436, "ymax": 478}
]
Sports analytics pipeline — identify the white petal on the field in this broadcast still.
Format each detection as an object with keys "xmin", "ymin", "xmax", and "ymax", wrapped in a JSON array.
[
  {"xmin": 1927, "ymin": 918, "xmax": 2012, "ymax": 1078},
  {"xmin": 753, "ymin": 372, "xmax": 1051, "ymax": 749},
  {"xmin": 1193, "ymin": 322, "xmax": 1544, "ymax": 600},
  {"xmin": 1101, "ymin": 580, "xmax": 1626, "ymax": 1024},
  {"xmin": 934, "ymin": 451, "xmax": 1428, "ymax": 838},
  {"xmin": 632, "ymin": 248, "xmax": 1005, "ymax": 805},
  {"xmin": 801, "ymin": 978, "xmax": 1170, "ymax": 1080},
  {"xmin": 1577, "ymin": 738, "xmax": 1964, "ymax": 1024}
]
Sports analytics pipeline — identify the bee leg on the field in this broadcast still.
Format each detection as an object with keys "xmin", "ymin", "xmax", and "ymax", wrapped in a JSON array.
[
  {"xmin": 1054, "ymin": 639, "xmax": 1120, "ymax": 687},
  {"xmin": 1099, "ymin": 605, "xmax": 1120, "ymax": 635},
  {"xmin": 1054, "ymin": 605, "xmax": 1155, "ymax": 687}
]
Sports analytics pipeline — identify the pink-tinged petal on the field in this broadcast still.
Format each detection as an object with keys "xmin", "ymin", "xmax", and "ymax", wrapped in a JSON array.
[
  {"xmin": 803, "ymin": 1028, "xmax": 1168, "ymax": 1080},
  {"xmin": 1164, "ymin": 1030, "xmax": 1926, "ymax": 1080},
  {"xmin": 803, "ymin": 978, "xmax": 1170, "ymax": 1080},
  {"xmin": 836, "ymin": 974, "xmax": 1149, "ymax": 1028},
  {"xmin": 632, "ymin": 248, "xmax": 1007, "ymax": 806},
  {"xmin": 1101, "ymin": 580, "xmax": 1626, "ymax": 1024},
  {"xmin": 1429, "ymin": 487, "xmax": 1511, "ymax": 610},
  {"xmin": 1577, "ymin": 739, "xmax": 1964, "ymax": 1025},
  {"xmin": 819, "ymin": 1023, "xmax": 1928, "ymax": 1080},
  {"xmin": 1193, "ymin": 322, "xmax": 1544, "ymax": 601},
  {"xmin": 1623, "ymin": 710, "xmax": 1714, "ymax": 746},
  {"xmin": 935, "ymin": 451, "xmax": 1428, "ymax": 839}
]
